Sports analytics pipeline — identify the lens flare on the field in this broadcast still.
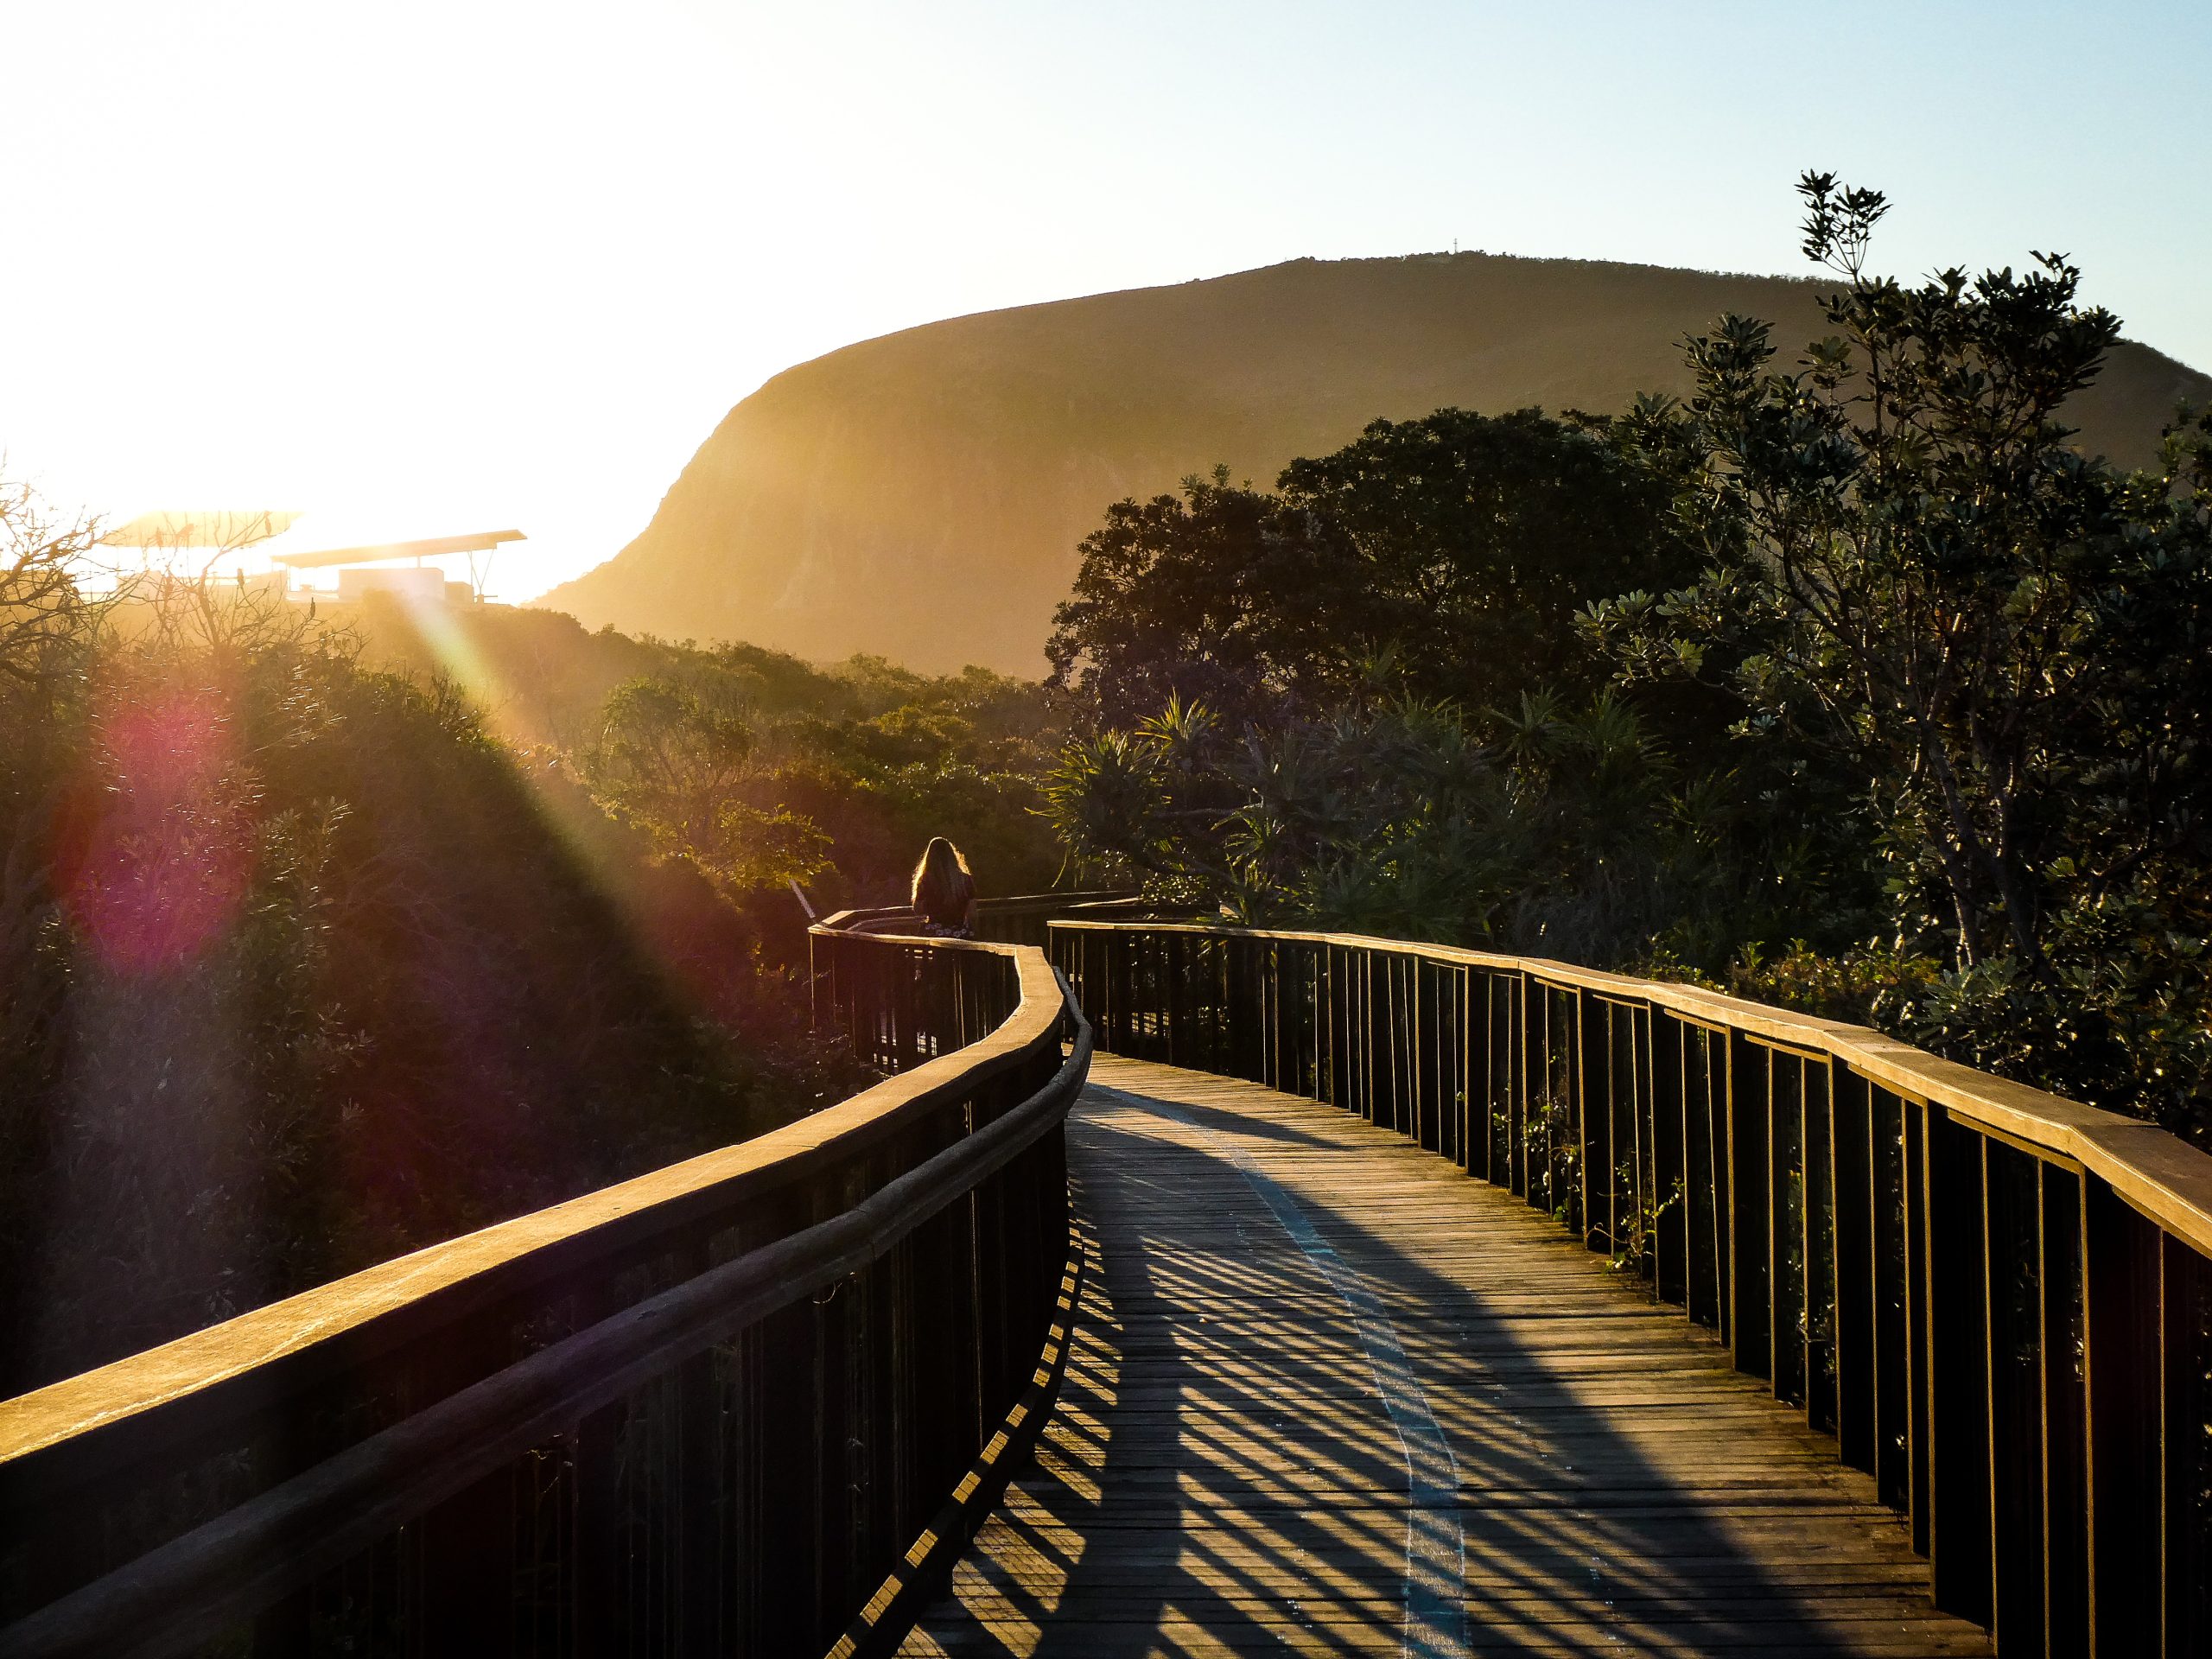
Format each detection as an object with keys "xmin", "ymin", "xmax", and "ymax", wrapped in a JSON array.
[{"xmin": 57, "ymin": 681, "xmax": 252, "ymax": 973}]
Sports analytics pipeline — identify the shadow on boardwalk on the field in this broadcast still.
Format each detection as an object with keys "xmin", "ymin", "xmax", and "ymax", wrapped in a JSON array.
[{"xmin": 904, "ymin": 1056, "xmax": 1991, "ymax": 1658}]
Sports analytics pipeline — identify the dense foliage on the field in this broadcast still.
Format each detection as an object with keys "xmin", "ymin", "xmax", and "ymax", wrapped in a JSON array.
[
  {"xmin": 1584, "ymin": 177, "xmax": 2212, "ymax": 1134},
  {"xmin": 1045, "ymin": 690, "xmax": 1840, "ymax": 966},
  {"xmin": 349, "ymin": 601, "xmax": 1065, "ymax": 934},
  {"xmin": 0, "ymin": 562, "xmax": 894, "ymax": 1392},
  {"xmin": 1045, "ymin": 176, "xmax": 2212, "ymax": 1141},
  {"xmin": 565, "ymin": 646, "xmax": 1063, "ymax": 938},
  {"xmin": 1048, "ymin": 409, "xmax": 1696, "ymax": 727},
  {"xmin": 0, "ymin": 516, "xmax": 1071, "ymax": 1392}
]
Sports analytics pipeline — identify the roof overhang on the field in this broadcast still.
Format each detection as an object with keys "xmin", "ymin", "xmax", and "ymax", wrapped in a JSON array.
[{"xmin": 270, "ymin": 529, "xmax": 526, "ymax": 569}]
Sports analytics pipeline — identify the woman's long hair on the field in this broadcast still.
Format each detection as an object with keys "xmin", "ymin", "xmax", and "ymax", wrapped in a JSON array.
[{"xmin": 911, "ymin": 836, "xmax": 976, "ymax": 927}]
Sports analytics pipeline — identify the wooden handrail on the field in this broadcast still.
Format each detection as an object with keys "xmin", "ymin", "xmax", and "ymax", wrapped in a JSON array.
[
  {"xmin": 2, "ymin": 1005, "xmax": 1089, "ymax": 1658},
  {"xmin": 814, "ymin": 892, "xmax": 1138, "ymax": 950},
  {"xmin": 1050, "ymin": 918, "xmax": 2212, "ymax": 1255},
  {"xmin": 0, "ymin": 942, "xmax": 1063, "ymax": 1489},
  {"xmin": 1, "ymin": 931, "xmax": 1088, "ymax": 1658}
]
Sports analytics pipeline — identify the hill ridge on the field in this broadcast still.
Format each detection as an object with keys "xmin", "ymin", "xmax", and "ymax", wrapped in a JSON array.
[{"xmin": 541, "ymin": 252, "xmax": 2210, "ymax": 674}]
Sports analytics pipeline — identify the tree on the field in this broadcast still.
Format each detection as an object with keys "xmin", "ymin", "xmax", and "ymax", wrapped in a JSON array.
[
  {"xmin": 0, "ymin": 473, "xmax": 103, "ymax": 693},
  {"xmin": 1275, "ymin": 406, "xmax": 1695, "ymax": 709},
  {"xmin": 1584, "ymin": 174, "xmax": 2212, "ymax": 1128},
  {"xmin": 1046, "ymin": 410, "xmax": 1695, "ymax": 727},
  {"xmin": 1046, "ymin": 469, "xmax": 1349, "ymax": 728},
  {"xmin": 578, "ymin": 677, "xmax": 831, "ymax": 896}
]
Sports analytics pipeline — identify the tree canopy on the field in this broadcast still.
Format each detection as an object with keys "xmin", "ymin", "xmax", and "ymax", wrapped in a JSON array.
[
  {"xmin": 1046, "ymin": 407, "xmax": 1695, "ymax": 726},
  {"xmin": 1044, "ymin": 174, "xmax": 2212, "ymax": 1141}
]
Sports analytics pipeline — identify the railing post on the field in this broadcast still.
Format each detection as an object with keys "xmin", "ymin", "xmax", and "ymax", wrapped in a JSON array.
[
  {"xmin": 411, "ymin": 1316, "xmax": 523, "ymax": 1649},
  {"xmin": 1228, "ymin": 937, "xmax": 1255, "ymax": 1083},
  {"xmin": 416, "ymin": 1466, "xmax": 515, "ymax": 1650},
  {"xmin": 1832, "ymin": 1068, "xmax": 1876, "ymax": 1471},
  {"xmin": 1681, "ymin": 1020, "xmax": 1723, "ymax": 1337},
  {"xmin": 671, "ymin": 1235, "xmax": 726, "ymax": 1657},
  {"xmin": 1577, "ymin": 989, "xmax": 1607, "ymax": 1255},
  {"xmin": 1352, "ymin": 949, "xmax": 1370, "ymax": 1121},
  {"xmin": 1318, "ymin": 955, "xmax": 1336, "ymax": 1110},
  {"xmin": 2041, "ymin": 1164, "xmax": 2089, "ymax": 1659},
  {"xmin": 2161, "ymin": 1237, "xmax": 2209, "ymax": 1656},
  {"xmin": 573, "ymin": 1393, "xmax": 625, "ymax": 1656},
  {"xmin": 1904, "ymin": 1100, "xmax": 1934, "ymax": 1556},
  {"xmin": 1494, "ymin": 969, "xmax": 1515, "ymax": 1187},
  {"xmin": 2084, "ymin": 1174, "xmax": 2162, "ymax": 1656},
  {"xmin": 1421, "ymin": 958, "xmax": 1438, "ymax": 1150},
  {"xmin": 1509, "ymin": 970, "xmax": 1529, "ymax": 1200},
  {"xmin": 752, "ymin": 1239, "xmax": 821, "ymax": 1653},
  {"xmin": 1770, "ymin": 1052, "xmax": 1807, "ymax": 1406},
  {"xmin": 1455, "ymin": 968, "xmax": 1478, "ymax": 1179},
  {"xmin": 1804, "ymin": 1059, "xmax": 1836, "ymax": 1429},
  {"xmin": 1984, "ymin": 1141, "xmax": 2044, "ymax": 1655},
  {"xmin": 1649, "ymin": 1008, "xmax": 1687, "ymax": 1306},
  {"xmin": 1395, "ymin": 957, "xmax": 1416, "ymax": 1144},
  {"xmin": 1871, "ymin": 1089, "xmax": 1912, "ymax": 1514},
  {"xmin": 1108, "ymin": 931, "xmax": 1130, "ymax": 1056},
  {"xmin": 1727, "ymin": 1033, "xmax": 1772, "ymax": 1381},
  {"xmin": 1925, "ymin": 1109, "xmax": 1993, "ymax": 1627},
  {"xmin": 971, "ymin": 1079, "xmax": 1014, "ymax": 1448},
  {"xmin": 816, "ymin": 1255, "xmax": 858, "ymax": 1650}
]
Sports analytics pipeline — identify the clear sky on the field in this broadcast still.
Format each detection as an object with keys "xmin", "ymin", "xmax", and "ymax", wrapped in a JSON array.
[{"xmin": 8, "ymin": 0, "xmax": 2208, "ymax": 601}]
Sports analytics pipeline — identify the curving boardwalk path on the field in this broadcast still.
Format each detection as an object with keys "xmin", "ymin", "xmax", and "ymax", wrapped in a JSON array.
[{"xmin": 903, "ymin": 1055, "xmax": 1992, "ymax": 1657}]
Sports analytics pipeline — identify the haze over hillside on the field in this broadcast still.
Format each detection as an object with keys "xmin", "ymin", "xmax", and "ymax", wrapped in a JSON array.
[{"xmin": 541, "ymin": 253, "xmax": 2212, "ymax": 675}]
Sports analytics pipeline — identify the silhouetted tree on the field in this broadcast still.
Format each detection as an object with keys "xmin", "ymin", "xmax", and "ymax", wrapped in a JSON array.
[
  {"xmin": 1047, "ymin": 409, "xmax": 1696, "ymax": 726},
  {"xmin": 1584, "ymin": 173, "xmax": 2212, "ymax": 1129}
]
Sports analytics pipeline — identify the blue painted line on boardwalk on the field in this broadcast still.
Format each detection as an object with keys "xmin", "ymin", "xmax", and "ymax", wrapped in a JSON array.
[
  {"xmin": 1227, "ymin": 1151, "xmax": 1473, "ymax": 1659},
  {"xmin": 1095, "ymin": 1085, "xmax": 1472, "ymax": 1659}
]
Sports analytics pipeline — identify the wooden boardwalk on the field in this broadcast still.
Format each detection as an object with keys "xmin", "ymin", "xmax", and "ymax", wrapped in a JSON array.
[{"xmin": 902, "ymin": 1055, "xmax": 1992, "ymax": 1657}]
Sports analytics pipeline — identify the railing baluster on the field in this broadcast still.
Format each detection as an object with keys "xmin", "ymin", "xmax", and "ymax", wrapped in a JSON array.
[
  {"xmin": 1684, "ymin": 1022, "xmax": 1723, "ymax": 1336},
  {"xmin": 2162, "ymin": 1236, "xmax": 2209, "ymax": 1656},
  {"xmin": 2085, "ymin": 1174, "xmax": 2161, "ymax": 1656},
  {"xmin": 1806, "ymin": 1058, "xmax": 1836, "ymax": 1433},
  {"xmin": 2042, "ymin": 1163, "xmax": 2088, "ymax": 1659},
  {"xmin": 1570, "ymin": 990, "xmax": 1597, "ymax": 1252},
  {"xmin": 1832, "ymin": 1066, "xmax": 1875, "ymax": 1469},
  {"xmin": 1650, "ymin": 1009, "xmax": 1686, "ymax": 1306},
  {"xmin": 676, "ymin": 1323, "xmax": 722, "ymax": 1656},
  {"xmin": 1728, "ymin": 1033, "xmax": 1773, "ymax": 1382},
  {"xmin": 1928, "ymin": 1109, "xmax": 1993, "ymax": 1626},
  {"xmin": 1986, "ymin": 1141, "xmax": 2046, "ymax": 1653},
  {"xmin": 1770, "ymin": 1052, "xmax": 1806, "ymax": 1407}
]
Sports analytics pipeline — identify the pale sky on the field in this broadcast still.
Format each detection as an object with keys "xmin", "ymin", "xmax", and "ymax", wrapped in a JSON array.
[{"xmin": 8, "ymin": 0, "xmax": 2208, "ymax": 601}]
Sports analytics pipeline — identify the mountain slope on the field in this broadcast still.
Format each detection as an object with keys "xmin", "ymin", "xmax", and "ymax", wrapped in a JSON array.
[{"xmin": 541, "ymin": 253, "xmax": 2211, "ymax": 675}]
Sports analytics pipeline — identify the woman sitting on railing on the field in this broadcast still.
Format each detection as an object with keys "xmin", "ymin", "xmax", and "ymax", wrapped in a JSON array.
[{"xmin": 912, "ymin": 836, "xmax": 977, "ymax": 938}]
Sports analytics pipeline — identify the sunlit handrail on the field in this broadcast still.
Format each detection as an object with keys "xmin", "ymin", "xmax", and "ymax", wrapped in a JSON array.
[
  {"xmin": 1052, "ymin": 918, "xmax": 2212, "ymax": 1658},
  {"xmin": 1052, "ymin": 919, "xmax": 2212, "ymax": 1251},
  {"xmin": 1, "ymin": 929, "xmax": 1088, "ymax": 1658}
]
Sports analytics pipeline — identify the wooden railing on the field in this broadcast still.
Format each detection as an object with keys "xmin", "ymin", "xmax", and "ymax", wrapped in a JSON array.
[
  {"xmin": 0, "ymin": 927, "xmax": 1089, "ymax": 1658},
  {"xmin": 823, "ymin": 891, "xmax": 1140, "ymax": 950},
  {"xmin": 1052, "ymin": 919, "xmax": 2212, "ymax": 1659}
]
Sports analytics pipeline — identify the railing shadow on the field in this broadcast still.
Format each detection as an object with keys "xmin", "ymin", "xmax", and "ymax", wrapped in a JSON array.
[{"xmin": 916, "ymin": 1070, "xmax": 1984, "ymax": 1656}]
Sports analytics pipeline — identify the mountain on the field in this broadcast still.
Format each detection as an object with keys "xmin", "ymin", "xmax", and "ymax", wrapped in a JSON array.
[{"xmin": 538, "ymin": 253, "xmax": 2212, "ymax": 676}]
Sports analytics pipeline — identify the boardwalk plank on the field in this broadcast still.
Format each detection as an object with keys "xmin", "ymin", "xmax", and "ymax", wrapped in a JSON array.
[{"xmin": 902, "ymin": 1057, "xmax": 1991, "ymax": 1657}]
